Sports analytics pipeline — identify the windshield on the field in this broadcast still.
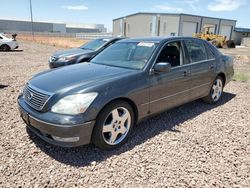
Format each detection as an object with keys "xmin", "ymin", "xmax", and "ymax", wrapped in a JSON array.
[
  {"xmin": 91, "ymin": 41, "xmax": 157, "ymax": 70},
  {"xmin": 80, "ymin": 38, "xmax": 109, "ymax": 51}
]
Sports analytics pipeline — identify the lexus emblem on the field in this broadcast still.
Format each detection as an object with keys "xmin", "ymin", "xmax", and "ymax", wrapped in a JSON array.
[{"xmin": 27, "ymin": 91, "xmax": 34, "ymax": 101}]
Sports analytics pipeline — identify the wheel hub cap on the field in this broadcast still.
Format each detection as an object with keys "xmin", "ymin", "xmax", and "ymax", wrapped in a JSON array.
[
  {"xmin": 212, "ymin": 79, "xmax": 223, "ymax": 102},
  {"xmin": 102, "ymin": 107, "xmax": 131, "ymax": 145}
]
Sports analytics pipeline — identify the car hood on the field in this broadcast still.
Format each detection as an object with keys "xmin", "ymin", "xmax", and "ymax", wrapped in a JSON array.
[
  {"xmin": 29, "ymin": 63, "xmax": 135, "ymax": 93},
  {"xmin": 52, "ymin": 48, "xmax": 93, "ymax": 58}
]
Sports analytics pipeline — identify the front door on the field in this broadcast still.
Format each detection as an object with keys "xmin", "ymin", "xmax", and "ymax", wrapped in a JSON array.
[{"xmin": 149, "ymin": 40, "xmax": 192, "ymax": 114}]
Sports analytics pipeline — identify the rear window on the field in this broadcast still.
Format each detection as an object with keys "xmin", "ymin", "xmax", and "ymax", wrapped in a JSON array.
[
  {"xmin": 184, "ymin": 40, "xmax": 207, "ymax": 63},
  {"xmin": 80, "ymin": 38, "xmax": 109, "ymax": 51}
]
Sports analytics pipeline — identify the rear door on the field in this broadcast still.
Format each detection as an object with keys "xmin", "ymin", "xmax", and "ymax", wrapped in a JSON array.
[
  {"xmin": 183, "ymin": 39, "xmax": 216, "ymax": 100},
  {"xmin": 149, "ymin": 40, "xmax": 192, "ymax": 114}
]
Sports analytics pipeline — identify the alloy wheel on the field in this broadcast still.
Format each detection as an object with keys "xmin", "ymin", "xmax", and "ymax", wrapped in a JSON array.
[
  {"xmin": 211, "ymin": 79, "xmax": 223, "ymax": 102},
  {"xmin": 102, "ymin": 107, "xmax": 131, "ymax": 145}
]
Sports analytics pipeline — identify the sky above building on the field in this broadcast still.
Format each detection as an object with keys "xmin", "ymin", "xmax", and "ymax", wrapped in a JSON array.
[{"xmin": 0, "ymin": 0, "xmax": 249, "ymax": 32}]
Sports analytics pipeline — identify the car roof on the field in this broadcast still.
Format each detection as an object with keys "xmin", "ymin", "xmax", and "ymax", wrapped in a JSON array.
[
  {"xmin": 117, "ymin": 36, "xmax": 201, "ymax": 43},
  {"xmin": 96, "ymin": 36, "xmax": 125, "ymax": 40}
]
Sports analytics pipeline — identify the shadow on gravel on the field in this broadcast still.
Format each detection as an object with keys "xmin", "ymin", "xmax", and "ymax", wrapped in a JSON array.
[
  {"xmin": 27, "ymin": 92, "xmax": 236, "ymax": 167},
  {"xmin": 3, "ymin": 50, "xmax": 23, "ymax": 52},
  {"xmin": 0, "ymin": 49, "xmax": 23, "ymax": 52},
  {"xmin": 0, "ymin": 84, "xmax": 8, "ymax": 89}
]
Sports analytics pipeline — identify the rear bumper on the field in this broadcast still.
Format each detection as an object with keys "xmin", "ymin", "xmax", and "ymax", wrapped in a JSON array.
[{"xmin": 18, "ymin": 96, "xmax": 95, "ymax": 147}]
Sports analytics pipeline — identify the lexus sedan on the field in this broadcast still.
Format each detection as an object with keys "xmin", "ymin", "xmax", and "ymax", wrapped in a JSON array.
[
  {"xmin": 18, "ymin": 37, "xmax": 234, "ymax": 150},
  {"xmin": 48, "ymin": 37, "xmax": 124, "ymax": 68}
]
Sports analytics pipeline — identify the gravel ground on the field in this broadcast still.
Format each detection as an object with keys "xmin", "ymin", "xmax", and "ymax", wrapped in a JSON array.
[{"xmin": 0, "ymin": 41, "xmax": 250, "ymax": 187}]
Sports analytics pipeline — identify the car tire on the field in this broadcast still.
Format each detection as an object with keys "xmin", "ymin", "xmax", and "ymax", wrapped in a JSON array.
[
  {"xmin": 92, "ymin": 100, "xmax": 134, "ymax": 150},
  {"xmin": 202, "ymin": 76, "xmax": 224, "ymax": 104},
  {"xmin": 0, "ymin": 44, "xmax": 11, "ymax": 51}
]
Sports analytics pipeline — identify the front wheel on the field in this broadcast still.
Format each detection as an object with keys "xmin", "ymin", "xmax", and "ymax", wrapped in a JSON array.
[
  {"xmin": 92, "ymin": 101, "xmax": 134, "ymax": 150},
  {"xmin": 202, "ymin": 76, "xmax": 224, "ymax": 104}
]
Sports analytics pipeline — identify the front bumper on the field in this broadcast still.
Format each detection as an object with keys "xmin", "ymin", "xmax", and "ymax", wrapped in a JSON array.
[{"xmin": 18, "ymin": 95, "xmax": 95, "ymax": 147}]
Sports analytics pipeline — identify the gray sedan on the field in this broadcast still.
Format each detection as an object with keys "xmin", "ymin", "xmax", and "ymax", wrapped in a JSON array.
[
  {"xmin": 18, "ymin": 37, "xmax": 234, "ymax": 150},
  {"xmin": 49, "ymin": 37, "xmax": 124, "ymax": 68}
]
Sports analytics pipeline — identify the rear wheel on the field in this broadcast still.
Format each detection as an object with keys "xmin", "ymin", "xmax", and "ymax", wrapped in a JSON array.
[
  {"xmin": 92, "ymin": 101, "xmax": 134, "ymax": 150},
  {"xmin": 0, "ymin": 44, "xmax": 11, "ymax": 51},
  {"xmin": 202, "ymin": 76, "xmax": 224, "ymax": 104}
]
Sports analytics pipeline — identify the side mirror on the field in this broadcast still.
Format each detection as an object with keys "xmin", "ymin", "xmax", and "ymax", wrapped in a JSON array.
[{"xmin": 153, "ymin": 62, "xmax": 171, "ymax": 73}]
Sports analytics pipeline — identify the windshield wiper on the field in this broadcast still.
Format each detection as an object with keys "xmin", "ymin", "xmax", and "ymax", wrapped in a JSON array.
[{"xmin": 80, "ymin": 47, "xmax": 94, "ymax": 50}]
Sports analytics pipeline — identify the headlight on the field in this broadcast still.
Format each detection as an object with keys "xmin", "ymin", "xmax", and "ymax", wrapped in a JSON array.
[
  {"xmin": 58, "ymin": 56, "xmax": 75, "ymax": 62},
  {"xmin": 51, "ymin": 93, "xmax": 98, "ymax": 115}
]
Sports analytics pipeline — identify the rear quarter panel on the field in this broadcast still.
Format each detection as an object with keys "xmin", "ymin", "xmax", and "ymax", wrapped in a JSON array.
[{"xmin": 216, "ymin": 54, "xmax": 234, "ymax": 85}]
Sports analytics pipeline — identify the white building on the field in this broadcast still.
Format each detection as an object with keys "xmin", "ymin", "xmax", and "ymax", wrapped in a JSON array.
[
  {"xmin": 0, "ymin": 19, "xmax": 107, "ymax": 34},
  {"xmin": 113, "ymin": 12, "xmax": 236, "ymax": 40}
]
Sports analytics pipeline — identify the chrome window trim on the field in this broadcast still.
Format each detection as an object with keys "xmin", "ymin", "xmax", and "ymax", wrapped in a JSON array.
[{"xmin": 187, "ymin": 58, "xmax": 216, "ymax": 65}]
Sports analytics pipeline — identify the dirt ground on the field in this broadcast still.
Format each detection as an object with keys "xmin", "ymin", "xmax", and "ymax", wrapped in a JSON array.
[
  {"xmin": 18, "ymin": 34, "xmax": 88, "ymax": 48},
  {"xmin": 0, "ymin": 41, "xmax": 250, "ymax": 187},
  {"xmin": 220, "ymin": 47, "xmax": 250, "ymax": 80}
]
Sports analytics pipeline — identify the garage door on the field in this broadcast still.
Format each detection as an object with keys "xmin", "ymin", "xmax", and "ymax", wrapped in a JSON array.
[
  {"xmin": 220, "ymin": 25, "xmax": 232, "ymax": 40},
  {"xmin": 203, "ymin": 24, "xmax": 216, "ymax": 34},
  {"xmin": 182, "ymin": 22, "xmax": 198, "ymax": 36}
]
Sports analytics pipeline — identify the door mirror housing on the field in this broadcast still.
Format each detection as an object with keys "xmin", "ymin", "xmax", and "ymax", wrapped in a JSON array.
[{"xmin": 153, "ymin": 62, "xmax": 171, "ymax": 73}]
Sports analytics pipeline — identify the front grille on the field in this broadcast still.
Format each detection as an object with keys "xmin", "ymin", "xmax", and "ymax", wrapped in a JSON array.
[{"xmin": 23, "ymin": 84, "xmax": 51, "ymax": 111}]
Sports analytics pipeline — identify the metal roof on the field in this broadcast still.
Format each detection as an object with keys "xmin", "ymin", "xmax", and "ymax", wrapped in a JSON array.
[
  {"xmin": 113, "ymin": 12, "xmax": 237, "ymax": 22},
  {"xmin": 234, "ymin": 27, "xmax": 250, "ymax": 33}
]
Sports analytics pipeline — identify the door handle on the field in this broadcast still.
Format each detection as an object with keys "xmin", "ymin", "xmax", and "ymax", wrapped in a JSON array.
[
  {"xmin": 210, "ymin": 65, "xmax": 215, "ymax": 69},
  {"xmin": 183, "ymin": 71, "xmax": 189, "ymax": 77}
]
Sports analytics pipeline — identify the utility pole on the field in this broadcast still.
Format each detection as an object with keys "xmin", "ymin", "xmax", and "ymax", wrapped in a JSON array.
[{"xmin": 29, "ymin": 0, "xmax": 34, "ymax": 40}]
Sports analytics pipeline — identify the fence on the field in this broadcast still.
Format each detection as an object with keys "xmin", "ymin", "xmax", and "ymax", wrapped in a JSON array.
[
  {"xmin": 5, "ymin": 31, "xmax": 113, "ymax": 39},
  {"xmin": 76, "ymin": 33, "xmax": 113, "ymax": 39}
]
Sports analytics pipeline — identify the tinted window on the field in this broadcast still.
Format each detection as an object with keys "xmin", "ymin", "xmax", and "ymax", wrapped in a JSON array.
[
  {"xmin": 184, "ymin": 40, "xmax": 207, "ymax": 63},
  {"xmin": 204, "ymin": 42, "xmax": 216, "ymax": 59},
  {"xmin": 156, "ymin": 41, "xmax": 183, "ymax": 67},
  {"xmin": 91, "ymin": 42, "xmax": 157, "ymax": 70}
]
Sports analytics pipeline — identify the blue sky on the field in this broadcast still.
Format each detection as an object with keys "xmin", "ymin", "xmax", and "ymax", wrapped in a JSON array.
[{"xmin": 0, "ymin": 0, "xmax": 249, "ymax": 32}]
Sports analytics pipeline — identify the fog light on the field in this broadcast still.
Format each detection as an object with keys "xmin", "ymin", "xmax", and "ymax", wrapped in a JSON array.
[{"xmin": 51, "ymin": 136, "xmax": 79, "ymax": 142}]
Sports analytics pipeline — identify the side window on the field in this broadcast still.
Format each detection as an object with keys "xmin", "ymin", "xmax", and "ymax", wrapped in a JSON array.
[
  {"xmin": 204, "ymin": 42, "xmax": 216, "ymax": 59},
  {"xmin": 156, "ymin": 41, "xmax": 183, "ymax": 67},
  {"xmin": 184, "ymin": 40, "xmax": 207, "ymax": 63}
]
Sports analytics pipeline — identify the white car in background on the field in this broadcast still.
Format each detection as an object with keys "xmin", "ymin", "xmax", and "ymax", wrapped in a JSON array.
[{"xmin": 0, "ymin": 33, "xmax": 19, "ymax": 51}]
